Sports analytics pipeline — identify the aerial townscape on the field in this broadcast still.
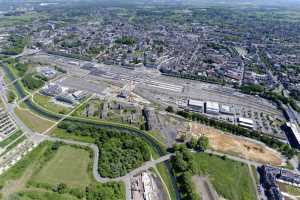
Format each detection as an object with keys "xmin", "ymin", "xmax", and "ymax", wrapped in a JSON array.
[{"xmin": 0, "ymin": 0, "xmax": 300, "ymax": 200}]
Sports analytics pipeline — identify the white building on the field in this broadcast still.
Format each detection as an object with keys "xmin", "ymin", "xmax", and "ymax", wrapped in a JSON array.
[
  {"xmin": 219, "ymin": 104, "xmax": 234, "ymax": 115},
  {"xmin": 238, "ymin": 117, "xmax": 254, "ymax": 129},
  {"xmin": 286, "ymin": 122, "xmax": 300, "ymax": 148},
  {"xmin": 188, "ymin": 99, "xmax": 204, "ymax": 112},
  {"xmin": 205, "ymin": 101, "xmax": 219, "ymax": 115}
]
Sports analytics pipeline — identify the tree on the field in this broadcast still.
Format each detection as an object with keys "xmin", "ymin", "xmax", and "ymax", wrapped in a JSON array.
[
  {"xmin": 196, "ymin": 136, "xmax": 209, "ymax": 151},
  {"xmin": 165, "ymin": 106, "xmax": 174, "ymax": 113},
  {"xmin": 53, "ymin": 183, "xmax": 66, "ymax": 193},
  {"xmin": 187, "ymin": 137, "xmax": 197, "ymax": 149},
  {"xmin": 177, "ymin": 134, "xmax": 187, "ymax": 142},
  {"xmin": 7, "ymin": 91, "xmax": 16, "ymax": 103}
]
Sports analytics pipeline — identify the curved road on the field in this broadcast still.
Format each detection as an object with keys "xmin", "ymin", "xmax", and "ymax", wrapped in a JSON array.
[
  {"xmin": 0, "ymin": 65, "xmax": 177, "ymax": 200},
  {"xmin": 41, "ymin": 134, "xmax": 173, "ymax": 182}
]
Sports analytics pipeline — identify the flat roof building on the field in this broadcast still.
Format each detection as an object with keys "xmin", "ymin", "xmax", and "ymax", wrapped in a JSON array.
[
  {"xmin": 219, "ymin": 104, "xmax": 234, "ymax": 115},
  {"xmin": 188, "ymin": 99, "xmax": 204, "ymax": 112},
  {"xmin": 205, "ymin": 101, "xmax": 219, "ymax": 115},
  {"xmin": 238, "ymin": 117, "xmax": 254, "ymax": 129},
  {"xmin": 41, "ymin": 84, "xmax": 62, "ymax": 97}
]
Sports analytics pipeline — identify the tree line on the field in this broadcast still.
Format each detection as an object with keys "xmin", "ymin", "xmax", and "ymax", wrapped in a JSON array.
[{"xmin": 170, "ymin": 145, "xmax": 199, "ymax": 200}]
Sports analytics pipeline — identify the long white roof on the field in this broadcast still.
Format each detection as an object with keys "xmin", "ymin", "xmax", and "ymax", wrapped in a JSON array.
[
  {"xmin": 287, "ymin": 122, "xmax": 300, "ymax": 144},
  {"xmin": 188, "ymin": 99, "xmax": 204, "ymax": 107},
  {"xmin": 206, "ymin": 101, "xmax": 219, "ymax": 110},
  {"xmin": 238, "ymin": 117, "xmax": 254, "ymax": 125}
]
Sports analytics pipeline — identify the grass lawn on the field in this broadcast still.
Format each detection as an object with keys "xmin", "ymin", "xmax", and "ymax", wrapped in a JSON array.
[
  {"xmin": 1, "ymin": 141, "xmax": 125, "ymax": 200},
  {"xmin": 193, "ymin": 153, "xmax": 257, "ymax": 200},
  {"xmin": 15, "ymin": 190, "xmax": 79, "ymax": 200},
  {"xmin": 0, "ymin": 141, "xmax": 50, "ymax": 192},
  {"xmin": 279, "ymin": 183, "xmax": 300, "ymax": 196},
  {"xmin": 0, "ymin": 130, "xmax": 23, "ymax": 148},
  {"xmin": 286, "ymin": 184, "xmax": 300, "ymax": 196},
  {"xmin": 14, "ymin": 107, "xmax": 55, "ymax": 133},
  {"xmin": 33, "ymin": 93, "xmax": 71, "ymax": 115},
  {"xmin": 156, "ymin": 163, "xmax": 176, "ymax": 200},
  {"xmin": 32, "ymin": 145, "xmax": 91, "ymax": 188},
  {"xmin": 251, "ymin": 165, "xmax": 259, "ymax": 184},
  {"xmin": 0, "ymin": 12, "xmax": 45, "ymax": 27},
  {"xmin": 148, "ymin": 130, "xmax": 166, "ymax": 144},
  {"xmin": 51, "ymin": 128, "xmax": 96, "ymax": 143}
]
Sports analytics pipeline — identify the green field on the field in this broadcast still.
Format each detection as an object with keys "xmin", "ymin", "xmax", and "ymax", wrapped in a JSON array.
[
  {"xmin": 51, "ymin": 127, "xmax": 96, "ymax": 143},
  {"xmin": 0, "ymin": 141, "xmax": 125, "ymax": 200},
  {"xmin": 15, "ymin": 191, "xmax": 79, "ymax": 200},
  {"xmin": 279, "ymin": 182, "xmax": 300, "ymax": 197},
  {"xmin": 156, "ymin": 163, "xmax": 176, "ymax": 200},
  {"xmin": 0, "ymin": 12, "xmax": 46, "ymax": 27},
  {"xmin": 14, "ymin": 107, "xmax": 55, "ymax": 133},
  {"xmin": 32, "ymin": 145, "xmax": 91, "ymax": 187},
  {"xmin": 33, "ymin": 93, "xmax": 71, "ymax": 114},
  {"xmin": 193, "ymin": 153, "xmax": 257, "ymax": 200}
]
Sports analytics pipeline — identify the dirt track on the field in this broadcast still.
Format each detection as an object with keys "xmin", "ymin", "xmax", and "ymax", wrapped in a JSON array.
[
  {"xmin": 192, "ymin": 176, "xmax": 218, "ymax": 200},
  {"xmin": 190, "ymin": 123, "xmax": 283, "ymax": 166}
]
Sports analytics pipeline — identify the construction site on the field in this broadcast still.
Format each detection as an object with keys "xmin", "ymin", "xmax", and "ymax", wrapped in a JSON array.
[
  {"xmin": 131, "ymin": 170, "xmax": 169, "ymax": 200},
  {"xmin": 189, "ymin": 122, "xmax": 284, "ymax": 166}
]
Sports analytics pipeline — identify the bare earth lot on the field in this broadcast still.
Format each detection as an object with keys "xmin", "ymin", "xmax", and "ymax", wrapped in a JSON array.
[{"xmin": 190, "ymin": 122, "xmax": 283, "ymax": 166}]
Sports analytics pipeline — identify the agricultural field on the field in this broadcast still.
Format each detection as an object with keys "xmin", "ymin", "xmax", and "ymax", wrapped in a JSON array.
[
  {"xmin": 0, "ymin": 12, "xmax": 45, "ymax": 27},
  {"xmin": 193, "ymin": 153, "xmax": 257, "ymax": 200},
  {"xmin": 0, "ymin": 141, "xmax": 125, "ymax": 200},
  {"xmin": 14, "ymin": 106, "xmax": 55, "ymax": 133}
]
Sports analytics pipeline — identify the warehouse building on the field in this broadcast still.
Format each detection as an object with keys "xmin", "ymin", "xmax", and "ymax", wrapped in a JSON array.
[
  {"xmin": 205, "ymin": 101, "xmax": 219, "ymax": 115},
  {"xmin": 238, "ymin": 117, "xmax": 254, "ymax": 129},
  {"xmin": 188, "ymin": 99, "xmax": 204, "ymax": 112},
  {"xmin": 219, "ymin": 104, "xmax": 234, "ymax": 115}
]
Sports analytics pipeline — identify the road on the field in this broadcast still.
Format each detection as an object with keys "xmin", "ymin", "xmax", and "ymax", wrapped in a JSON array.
[
  {"xmin": 1, "ymin": 50, "xmax": 289, "ymax": 200},
  {"xmin": 32, "ymin": 133, "xmax": 172, "ymax": 200},
  {"xmin": 1, "ymin": 57, "xmax": 175, "ymax": 200},
  {"xmin": 0, "ymin": 71, "xmax": 173, "ymax": 200}
]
